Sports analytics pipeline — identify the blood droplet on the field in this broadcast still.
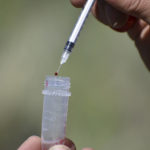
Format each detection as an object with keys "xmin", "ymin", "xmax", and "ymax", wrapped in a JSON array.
[{"xmin": 54, "ymin": 72, "xmax": 58, "ymax": 76}]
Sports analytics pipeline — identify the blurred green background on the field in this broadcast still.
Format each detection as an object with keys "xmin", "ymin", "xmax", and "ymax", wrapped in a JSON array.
[{"xmin": 0, "ymin": 0, "xmax": 150, "ymax": 150}]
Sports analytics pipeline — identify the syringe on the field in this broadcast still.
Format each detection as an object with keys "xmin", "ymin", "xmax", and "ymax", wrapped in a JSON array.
[{"xmin": 60, "ymin": 0, "xmax": 96, "ymax": 66}]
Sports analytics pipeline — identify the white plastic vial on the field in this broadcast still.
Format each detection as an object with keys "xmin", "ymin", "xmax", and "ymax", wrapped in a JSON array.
[{"xmin": 41, "ymin": 76, "xmax": 71, "ymax": 150}]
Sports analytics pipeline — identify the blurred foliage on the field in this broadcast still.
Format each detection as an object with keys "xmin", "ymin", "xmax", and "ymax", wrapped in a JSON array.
[{"xmin": 0, "ymin": 0, "xmax": 150, "ymax": 150}]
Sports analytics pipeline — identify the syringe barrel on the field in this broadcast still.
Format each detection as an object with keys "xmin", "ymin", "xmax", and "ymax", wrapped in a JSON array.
[
  {"xmin": 69, "ymin": 0, "xmax": 96, "ymax": 43},
  {"xmin": 60, "ymin": 0, "xmax": 96, "ymax": 65},
  {"xmin": 41, "ymin": 76, "xmax": 71, "ymax": 150}
]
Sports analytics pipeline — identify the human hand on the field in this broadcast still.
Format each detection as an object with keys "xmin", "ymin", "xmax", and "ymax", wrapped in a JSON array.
[
  {"xmin": 18, "ymin": 136, "xmax": 93, "ymax": 150},
  {"xmin": 70, "ymin": 0, "xmax": 150, "ymax": 71},
  {"xmin": 18, "ymin": 136, "xmax": 41, "ymax": 150}
]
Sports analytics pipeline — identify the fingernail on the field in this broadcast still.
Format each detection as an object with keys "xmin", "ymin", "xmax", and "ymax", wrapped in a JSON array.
[
  {"xmin": 105, "ymin": 4, "xmax": 128, "ymax": 28},
  {"xmin": 82, "ymin": 148, "xmax": 94, "ymax": 150},
  {"xmin": 112, "ymin": 22, "xmax": 119, "ymax": 28},
  {"xmin": 49, "ymin": 145, "xmax": 71, "ymax": 150}
]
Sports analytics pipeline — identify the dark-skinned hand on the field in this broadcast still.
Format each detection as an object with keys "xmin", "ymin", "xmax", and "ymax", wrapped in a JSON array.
[{"xmin": 71, "ymin": 0, "xmax": 150, "ymax": 71}]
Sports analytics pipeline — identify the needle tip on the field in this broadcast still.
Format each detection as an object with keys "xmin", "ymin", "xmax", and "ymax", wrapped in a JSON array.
[{"xmin": 55, "ymin": 64, "xmax": 62, "ymax": 76}]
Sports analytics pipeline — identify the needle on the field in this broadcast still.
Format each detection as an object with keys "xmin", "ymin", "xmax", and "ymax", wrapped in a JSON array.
[{"xmin": 55, "ymin": 64, "xmax": 62, "ymax": 76}]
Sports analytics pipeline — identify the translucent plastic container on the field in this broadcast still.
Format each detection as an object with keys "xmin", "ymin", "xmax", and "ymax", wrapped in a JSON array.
[{"xmin": 41, "ymin": 76, "xmax": 71, "ymax": 150}]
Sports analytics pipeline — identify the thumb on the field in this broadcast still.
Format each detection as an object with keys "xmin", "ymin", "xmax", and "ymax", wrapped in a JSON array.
[
  {"xmin": 49, "ymin": 145, "xmax": 71, "ymax": 150},
  {"xmin": 104, "ymin": 0, "xmax": 150, "ymax": 23}
]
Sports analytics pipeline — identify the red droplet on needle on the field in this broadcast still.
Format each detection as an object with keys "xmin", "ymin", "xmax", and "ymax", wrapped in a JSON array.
[
  {"xmin": 54, "ymin": 72, "xmax": 58, "ymax": 76},
  {"xmin": 55, "ymin": 65, "xmax": 62, "ymax": 76}
]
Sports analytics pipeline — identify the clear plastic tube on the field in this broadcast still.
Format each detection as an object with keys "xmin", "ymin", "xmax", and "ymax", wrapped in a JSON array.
[{"xmin": 41, "ymin": 76, "xmax": 71, "ymax": 150}]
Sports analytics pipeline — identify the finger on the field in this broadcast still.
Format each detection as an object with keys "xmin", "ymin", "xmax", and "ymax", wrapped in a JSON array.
[
  {"xmin": 128, "ymin": 19, "xmax": 147, "ymax": 40},
  {"xmin": 92, "ymin": 0, "xmax": 130, "ymax": 29},
  {"xmin": 127, "ymin": 19, "xmax": 150, "ymax": 71},
  {"xmin": 92, "ymin": 0, "xmax": 108, "ymax": 25},
  {"xmin": 82, "ymin": 148, "xmax": 94, "ymax": 150},
  {"xmin": 104, "ymin": 0, "xmax": 150, "ymax": 24},
  {"xmin": 18, "ymin": 136, "xmax": 41, "ymax": 150},
  {"xmin": 49, "ymin": 145, "xmax": 71, "ymax": 150},
  {"xmin": 70, "ymin": 0, "xmax": 86, "ymax": 8},
  {"xmin": 104, "ymin": 4, "xmax": 129, "ymax": 28},
  {"xmin": 136, "ymin": 27, "xmax": 150, "ymax": 72}
]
